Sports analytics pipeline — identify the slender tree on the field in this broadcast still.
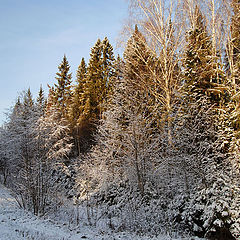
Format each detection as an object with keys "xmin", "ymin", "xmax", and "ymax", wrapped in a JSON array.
[
  {"xmin": 183, "ymin": 6, "xmax": 227, "ymax": 104},
  {"xmin": 68, "ymin": 58, "xmax": 88, "ymax": 154},
  {"xmin": 52, "ymin": 55, "xmax": 72, "ymax": 119},
  {"xmin": 69, "ymin": 58, "xmax": 87, "ymax": 127},
  {"xmin": 72, "ymin": 38, "xmax": 115, "ymax": 152}
]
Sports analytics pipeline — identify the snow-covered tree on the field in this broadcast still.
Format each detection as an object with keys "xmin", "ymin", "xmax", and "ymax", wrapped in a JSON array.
[
  {"xmin": 0, "ymin": 126, "xmax": 10, "ymax": 184},
  {"xmin": 26, "ymin": 104, "xmax": 73, "ymax": 215}
]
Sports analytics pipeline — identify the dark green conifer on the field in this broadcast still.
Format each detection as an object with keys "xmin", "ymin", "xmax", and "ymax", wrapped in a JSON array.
[
  {"xmin": 82, "ymin": 38, "xmax": 115, "ymax": 124},
  {"xmin": 53, "ymin": 55, "xmax": 72, "ymax": 119},
  {"xmin": 101, "ymin": 37, "xmax": 115, "ymax": 105},
  {"xmin": 83, "ymin": 39, "xmax": 102, "ymax": 123},
  {"xmin": 68, "ymin": 38, "xmax": 115, "ymax": 153},
  {"xmin": 23, "ymin": 88, "xmax": 34, "ymax": 119},
  {"xmin": 68, "ymin": 58, "xmax": 87, "ymax": 154},
  {"xmin": 183, "ymin": 7, "xmax": 227, "ymax": 104},
  {"xmin": 36, "ymin": 85, "xmax": 46, "ymax": 117},
  {"xmin": 69, "ymin": 58, "xmax": 87, "ymax": 127}
]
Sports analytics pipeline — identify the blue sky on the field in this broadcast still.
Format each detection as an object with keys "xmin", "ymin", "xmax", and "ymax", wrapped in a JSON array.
[{"xmin": 0, "ymin": 0, "xmax": 128, "ymax": 125}]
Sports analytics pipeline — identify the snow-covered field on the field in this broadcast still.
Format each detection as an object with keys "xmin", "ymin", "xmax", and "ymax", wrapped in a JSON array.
[{"xmin": 0, "ymin": 184, "xmax": 203, "ymax": 240}]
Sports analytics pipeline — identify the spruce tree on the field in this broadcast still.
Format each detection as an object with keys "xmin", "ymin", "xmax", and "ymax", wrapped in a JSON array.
[
  {"xmin": 83, "ymin": 38, "xmax": 115, "ymax": 121},
  {"xmin": 68, "ymin": 58, "xmax": 88, "ymax": 154},
  {"xmin": 178, "ymin": 6, "xmax": 238, "ymax": 238},
  {"xmin": 101, "ymin": 37, "xmax": 115, "ymax": 107},
  {"xmin": 183, "ymin": 7, "xmax": 227, "ymax": 104},
  {"xmin": 53, "ymin": 55, "xmax": 72, "ymax": 119},
  {"xmin": 81, "ymin": 39, "xmax": 102, "ymax": 125},
  {"xmin": 124, "ymin": 25, "xmax": 152, "ymax": 90},
  {"xmin": 123, "ymin": 25, "xmax": 158, "ymax": 128},
  {"xmin": 107, "ymin": 54, "xmax": 124, "ymax": 99},
  {"xmin": 67, "ymin": 38, "xmax": 115, "ymax": 153},
  {"xmin": 69, "ymin": 58, "xmax": 87, "ymax": 127},
  {"xmin": 36, "ymin": 85, "xmax": 46, "ymax": 118},
  {"xmin": 79, "ymin": 38, "xmax": 115, "ymax": 129}
]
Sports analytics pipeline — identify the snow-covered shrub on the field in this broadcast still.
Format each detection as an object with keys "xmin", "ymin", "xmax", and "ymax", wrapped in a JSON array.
[{"xmin": 181, "ymin": 173, "xmax": 238, "ymax": 240}]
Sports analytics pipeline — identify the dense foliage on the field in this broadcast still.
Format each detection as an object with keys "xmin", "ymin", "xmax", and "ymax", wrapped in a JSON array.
[{"xmin": 0, "ymin": 1, "xmax": 239, "ymax": 239}]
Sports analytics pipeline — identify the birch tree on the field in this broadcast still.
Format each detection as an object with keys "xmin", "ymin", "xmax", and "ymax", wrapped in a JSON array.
[{"xmin": 127, "ymin": 0, "xmax": 183, "ymax": 143}]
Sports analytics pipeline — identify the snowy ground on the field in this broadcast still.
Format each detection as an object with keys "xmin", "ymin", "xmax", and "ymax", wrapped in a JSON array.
[{"xmin": 0, "ymin": 184, "xmax": 203, "ymax": 240}]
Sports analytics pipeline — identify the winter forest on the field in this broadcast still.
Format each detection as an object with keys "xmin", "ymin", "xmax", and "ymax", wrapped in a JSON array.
[{"xmin": 0, "ymin": 0, "xmax": 240, "ymax": 239}]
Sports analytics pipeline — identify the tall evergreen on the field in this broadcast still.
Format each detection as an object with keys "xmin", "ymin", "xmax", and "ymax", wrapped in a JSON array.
[
  {"xmin": 36, "ymin": 85, "xmax": 46, "ymax": 117},
  {"xmin": 67, "ymin": 38, "xmax": 115, "ymax": 153},
  {"xmin": 69, "ymin": 57, "xmax": 87, "ymax": 127},
  {"xmin": 101, "ymin": 37, "xmax": 115, "ymax": 101},
  {"xmin": 107, "ymin": 54, "xmax": 124, "ymax": 99},
  {"xmin": 68, "ymin": 58, "xmax": 87, "ymax": 154},
  {"xmin": 123, "ymin": 25, "xmax": 157, "ymax": 127},
  {"xmin": 81, "ymin": 38, "xmax": 115, "ymax": 125},
  {"xmin": 82, "ymin": 39, "xmax": 102, "ymax": 124},
  {"xmin": 124, "ymin": 25, "xmax": 152, "ymax": 89},
  {"xmin": 52, "ymin": 55, "xmax": 72, "ymax": 119},
  {"xmin": 183, "ymin": 7, "xmax": 227, "ymax": 104},
  {"xmin": 179, "ymin": 6, "xmax": 238, "ymax": 239}
]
